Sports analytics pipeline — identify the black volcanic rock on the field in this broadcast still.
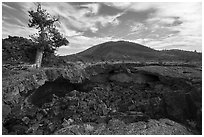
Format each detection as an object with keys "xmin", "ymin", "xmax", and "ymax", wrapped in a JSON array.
[{"xmin": 2, "ymin": 63, "xmax": 202, "ymax": 134}]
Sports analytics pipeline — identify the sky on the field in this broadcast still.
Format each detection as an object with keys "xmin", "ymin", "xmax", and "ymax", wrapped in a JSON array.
[{"xmin": 2, "ymin": 2, "xmax": 202, "ymax": 55}]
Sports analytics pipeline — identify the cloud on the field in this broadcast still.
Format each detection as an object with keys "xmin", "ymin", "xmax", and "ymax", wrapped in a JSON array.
[
  {"xmin": 146, "ymin": 3, "xmax": 202, "ymax": 51},
  {"xmin": 105, "ymin": 2, "xmax": 158, "ymax": 12},
  {"xmin": 2, "ymin": 21, "xmax": 37, "ymax": 38},
  {"xmin": 3, "ymin": 2, "xmax": 122, "ymax": 35},
  {"xmin": 105, "ymin": 2, "xmax": 132, "ymax": 10},
  {"xmin": 130, "ymin": 22, "xmax": 147, "ymax": 32},
  {"xmin": 56, "ymin": 22, "xmax": 84, "ymax": 37},
  {"xmin": 108, "ymin": 2, "xmax": 201, "ymax": 51},
  {"xmin": 80, "ymin": 3, "xmax": 100, "ymax": 15},
  {"xmin": 2, "ymin": 3, "xmax": 17, "ymax": 10},
  {"xmin": 146, "ymin": 3, "xmax": 201, "ymax": 31},
  {"xmin": 145, "ymin": 34, "xmax": 202, "ymax": 51},
  {"xmin": 38, "ymin": 2, "xmax": 121, "ymax": 33},
  {"xmin": 146, "ymin": 17, "xmax": 176, "ymax": 26}
]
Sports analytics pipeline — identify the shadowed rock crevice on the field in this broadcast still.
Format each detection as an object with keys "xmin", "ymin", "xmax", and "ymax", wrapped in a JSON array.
[{"xmin": 30, "ymin": 78, "xmax": 90, "ymax": 107}]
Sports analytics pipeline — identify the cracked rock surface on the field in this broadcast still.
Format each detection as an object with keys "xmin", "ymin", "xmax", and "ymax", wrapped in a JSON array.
[{"xmin": 2, "ymin": 63, "xmax": 202, "ymax": 135}]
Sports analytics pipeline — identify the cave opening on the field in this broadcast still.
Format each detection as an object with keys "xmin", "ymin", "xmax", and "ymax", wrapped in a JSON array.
[{"xmin": 30, "ymin": 77, "xmax": 90, "ymax": 107}]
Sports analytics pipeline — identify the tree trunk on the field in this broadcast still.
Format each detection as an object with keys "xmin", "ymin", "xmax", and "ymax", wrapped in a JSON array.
[
  {"xmin": 35, "ymin": 26, "xmax": 45, "ymax": 68},
  {"xmin": 35, "ymin": 49, "xmax": 44, "ymax": 68}
]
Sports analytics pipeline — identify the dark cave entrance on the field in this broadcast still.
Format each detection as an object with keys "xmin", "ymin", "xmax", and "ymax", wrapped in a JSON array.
[{"xmin": 30, "ymin": 78, "xmax": 91, "ymax": 107}]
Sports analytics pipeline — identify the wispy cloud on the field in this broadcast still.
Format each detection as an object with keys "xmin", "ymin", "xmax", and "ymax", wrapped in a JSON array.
[
  {"xmin": 39, "ymin": 2, "xmax": 121, "ymax": 33},
  {"xmin": 3, "ymin": 2, "xmax": 122, "ymax": 37},
  {"xmin": 130, "ymin": 22, "xmax": 147, "ymax": 33},
  {"xmin": 2, "ymin": 2, "xmax": 202, "ymax": 55},
  {"xmin": 80, "ymin": 3, "xmax": 101, "ymax": 15},
  {"xmin": 146, "ymin": 3, "xmax": 202, "ymax": 51},
  {"xmin": 2, "ymin": 3, "xmax": 17, "ymax": 10},
  {"xmin": 2, "ymin": 21, "xmax": 37, "ymax": 38},
  {"xmin": 108, "ymin": 2, "xmax": 202, "ymax": 51}
]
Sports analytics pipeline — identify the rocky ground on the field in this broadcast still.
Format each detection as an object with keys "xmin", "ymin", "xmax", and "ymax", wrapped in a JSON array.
[{"xmin": 2, "ymin": 62, "xmax": 202, "ymax": 135}]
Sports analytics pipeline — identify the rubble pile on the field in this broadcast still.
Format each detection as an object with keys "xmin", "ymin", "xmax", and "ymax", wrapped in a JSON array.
[{"xmin": 2, "ymin": 63, "xmax": 202, "ymax": 135}]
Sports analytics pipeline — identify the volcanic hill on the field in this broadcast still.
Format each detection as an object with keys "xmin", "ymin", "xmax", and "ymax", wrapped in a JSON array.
[{"xmin": 64, "ymin": 41, "xmax": 201, "ymax": 63}]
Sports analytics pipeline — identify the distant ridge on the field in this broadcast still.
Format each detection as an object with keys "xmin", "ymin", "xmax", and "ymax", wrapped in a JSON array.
[{"xmin": 64, "ymin": 40, "xmax": 201, "ymax": 62}]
